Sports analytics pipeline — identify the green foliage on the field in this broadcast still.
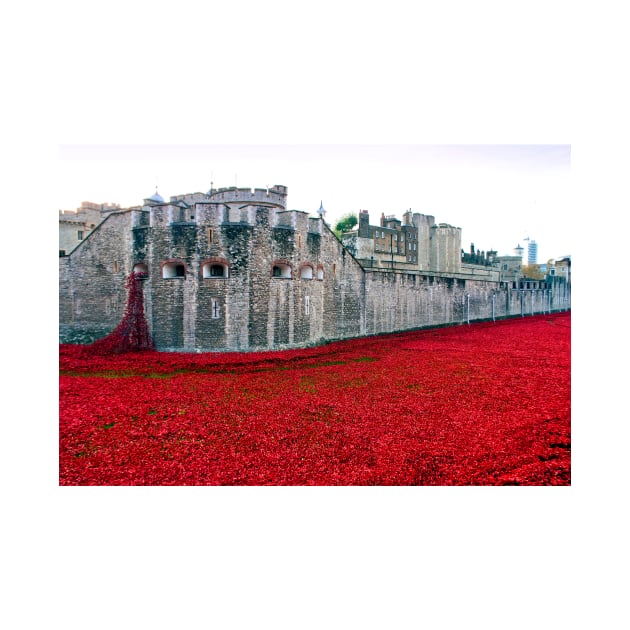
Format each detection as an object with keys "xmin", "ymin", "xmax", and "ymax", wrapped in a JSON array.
[
  {"xmin": 333, "ymin": 213, "xmax": 358, "ymax": 238},
  {"xmin": 521, "ymin": 264, "xmax": 545, "ymax": 280}
]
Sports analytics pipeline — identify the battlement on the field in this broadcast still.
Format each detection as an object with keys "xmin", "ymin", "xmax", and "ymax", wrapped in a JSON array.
[
  {"xmin": 169, "ymin": 192, "xmax": 209, "ymax": 205},
  {"xmin": 147, "ymin": 200, "xmax": 314, "ymax": 230},
  {"xmin": 207, "ymin": 185, "xmax": 288, "ymax": 208},
  {"xmin": 433, "ymin": 223, "xmax": 459, "ymax": 231}
]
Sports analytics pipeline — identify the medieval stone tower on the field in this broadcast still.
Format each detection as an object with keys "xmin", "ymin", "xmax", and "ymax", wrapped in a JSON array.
[{"xmin": 59, "ymin": 184, "xmax": 570, "ymax": 351}]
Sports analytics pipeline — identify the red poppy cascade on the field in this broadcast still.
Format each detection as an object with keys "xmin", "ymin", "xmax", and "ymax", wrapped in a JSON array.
[{"xmin": 88, "ymin": 272, "xmax": 154, "ymax": 354}]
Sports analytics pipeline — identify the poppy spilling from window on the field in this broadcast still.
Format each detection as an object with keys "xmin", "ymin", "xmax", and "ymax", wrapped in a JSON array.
[{"xmin": 87, "ymin": 272, "xmax": 154, "ymax": 355}]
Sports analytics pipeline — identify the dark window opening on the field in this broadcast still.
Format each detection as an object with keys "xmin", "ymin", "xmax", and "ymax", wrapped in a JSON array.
[
  {"xmin": 272, "ymin": 264, "xmax": 291, "ymax": 278},
  {"xmin": 203, "ymin": 262, "xmax": 229, "ymax": 278},
  {"xmin": 162, "ymin": 261, "xmax": 186, "ymax": 278}
]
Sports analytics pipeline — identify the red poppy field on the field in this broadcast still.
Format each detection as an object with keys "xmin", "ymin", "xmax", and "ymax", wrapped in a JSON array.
[{"xmin": 59, "ymin": 312, "xmax": 570, "ymax": 485}]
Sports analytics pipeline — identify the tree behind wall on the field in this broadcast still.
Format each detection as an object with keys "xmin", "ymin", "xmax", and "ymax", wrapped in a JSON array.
[
  {"xmin": 521, "ymin": 264, "xmax": 545, "ymax": 280},
  {"xmin": 333, "ymin": 213, "xmax": 358, "ymax": 238}
]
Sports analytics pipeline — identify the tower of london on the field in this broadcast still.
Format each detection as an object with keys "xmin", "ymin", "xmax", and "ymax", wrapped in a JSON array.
[{"xmin": 59, "ymin": 184, "xmax": 570, "ymax": 352}]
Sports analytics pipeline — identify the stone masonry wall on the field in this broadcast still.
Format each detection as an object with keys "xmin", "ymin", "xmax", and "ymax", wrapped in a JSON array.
[
  {"xmin": 59, "ymin": 212, "xmax": 133, "ymax": 343},
  {"xmin": 430, "ymin": 225, "xmax": 462, "ymax": 273},
  {"xmin": 59, "ymin": 198, "xmax": 571, "ymax": 352}
]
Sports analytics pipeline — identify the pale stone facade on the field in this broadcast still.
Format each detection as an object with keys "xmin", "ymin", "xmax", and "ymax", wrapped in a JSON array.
[
  {"xmin": 493, "ymin": 255, "xmax": 523, "ymax": 284},
  {"xmin": 59, "ymin": 201, "xmax": 121, "ymax": 254}
]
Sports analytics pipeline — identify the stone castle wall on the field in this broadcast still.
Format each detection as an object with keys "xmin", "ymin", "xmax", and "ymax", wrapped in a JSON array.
[
  {"xmin": 59, "ymin": 191, "xmax": 571, "ymax": 351},
  {"xmin": 59, "ymin": 211, "xmax": 132, "ymax": 343}
]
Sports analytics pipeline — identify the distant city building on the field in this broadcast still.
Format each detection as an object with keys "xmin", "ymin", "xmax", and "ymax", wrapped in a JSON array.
[
  {"xmin": 461, "ymin": 243, "xmax": 497, "ymax": 267},
  {"xmin": 493, "ymin": 255, "xmax": 523, "ymax": 283},
  {"xmin": 547, "ymin": 256, "xmax": 571, "ymax": 284},
  {"xmin": 526, "ymin": 239, "xmax": 538, "ymax": 264},
  {"xmin": 341, "ymin": 209, "xmax": 465, "ymax": 273}
]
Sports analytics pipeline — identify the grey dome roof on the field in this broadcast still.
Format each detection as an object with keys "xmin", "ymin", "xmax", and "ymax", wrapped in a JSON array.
[{"xmin": 148, "ymin": 190, "xmax": 164, "ymax": 203}]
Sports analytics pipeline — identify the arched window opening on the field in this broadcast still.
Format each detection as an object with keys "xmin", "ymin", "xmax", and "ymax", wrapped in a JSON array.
[
  {"xmin": 202, "ymin": 262, "xmax": 229, "ymax": 278},
  {"xmin": 133, "ymin": 263, "xmax": 148, "ymax": 279},
  {"xmin": 162, "ymin": 261, "xmax": 186, "ymax": 278},
  {"xmin": 272, "ymin": 263, "xmax": 292, "ymax": 278},
  {"xmin": 299, "ymin": 264, "xmax": 313, "ymax": 280},
  {"xmin": 317, "ymin": 266, "xmax": 324, "ymax": 280}
]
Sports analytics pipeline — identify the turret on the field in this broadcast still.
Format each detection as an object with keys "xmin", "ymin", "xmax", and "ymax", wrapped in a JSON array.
[{"xmin": 144, "ymin": 187, "xmax": 165, "ymax": 207}]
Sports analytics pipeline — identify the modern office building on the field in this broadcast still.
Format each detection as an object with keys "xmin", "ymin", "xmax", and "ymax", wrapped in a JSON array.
[{"xmin": 527, "ymin": 239, "xmax": 538, "ymax": 264}]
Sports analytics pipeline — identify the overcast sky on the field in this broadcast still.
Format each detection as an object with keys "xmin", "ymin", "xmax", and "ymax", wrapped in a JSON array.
[{"xmin": 58, "ymin": 143, "xmax": 571, "ymax": 263}]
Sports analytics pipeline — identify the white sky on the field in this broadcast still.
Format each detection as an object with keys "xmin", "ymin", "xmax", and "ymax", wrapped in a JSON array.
[{"xmin": 58, "ymin": 143, "xmax": 571, "ymax": 263}]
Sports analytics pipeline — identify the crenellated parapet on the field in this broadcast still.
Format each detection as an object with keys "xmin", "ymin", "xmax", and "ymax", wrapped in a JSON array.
[
  {"xmin": 145, "ymin": 185, "xmax": 289, "ymax": 229},
  {"xmin": 430, "ymin": 223, "xmax": 462, "ymax": 273},
  {"xmin": 207, "ymin": 185, "xmax": 288, "ymax": 208}
]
